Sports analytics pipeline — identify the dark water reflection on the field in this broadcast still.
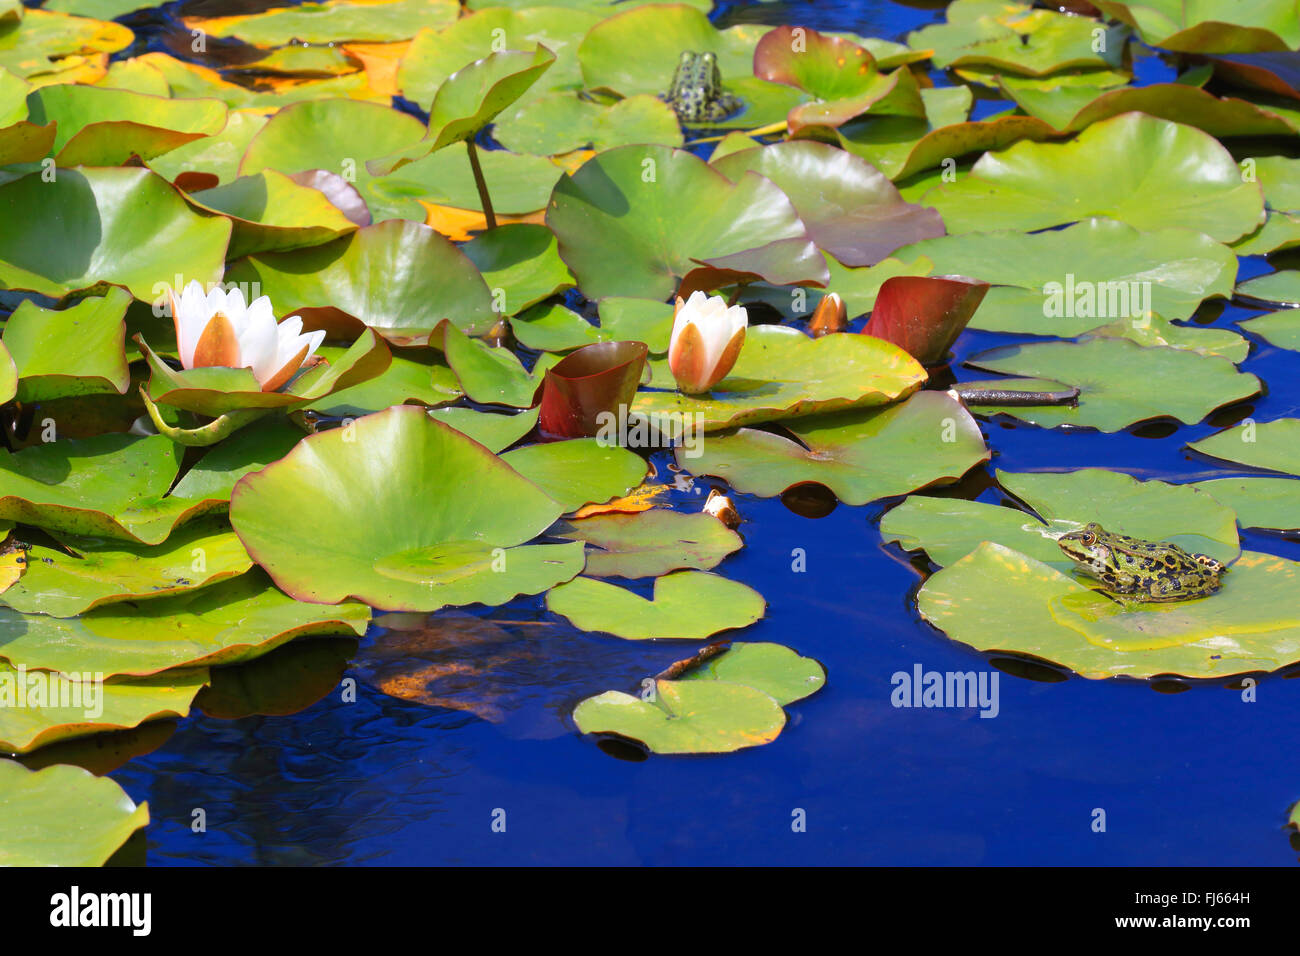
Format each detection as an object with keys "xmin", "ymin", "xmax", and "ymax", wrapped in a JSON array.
[{"xmin": 95, "ymin": 0, "xmax": 1300, "ymax": 864}]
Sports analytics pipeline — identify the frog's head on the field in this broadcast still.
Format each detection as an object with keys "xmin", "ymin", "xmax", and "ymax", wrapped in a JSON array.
[
  {"xmin": 678, "ymin": 50, "xmax": 697, "ymax": 66},
  {"xmin": 1056, "ymin": 522, "xmax": 1111, "ymax": 567}
]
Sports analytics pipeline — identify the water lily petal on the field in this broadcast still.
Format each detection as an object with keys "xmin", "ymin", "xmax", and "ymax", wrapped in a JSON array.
[{"xmin": 190, "ymin": 311, "xmax": 241, "ymax": 368}]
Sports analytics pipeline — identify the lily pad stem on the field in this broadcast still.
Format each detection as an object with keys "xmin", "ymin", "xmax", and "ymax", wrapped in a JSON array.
[
  {"xmin": 139, "ymin": 386, "xmax": 273, "ymax": 446},
  {"xmin": 951, "ymin": 385, "xmax": 1081, "ymax": 407},
  {"xmin": 466, "ymin": 139, "xmax": 497, "ymax": 230}
]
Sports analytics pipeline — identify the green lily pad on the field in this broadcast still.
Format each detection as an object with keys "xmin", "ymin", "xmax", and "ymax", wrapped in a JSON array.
[
  {"xmin": 397, "ymin": 6, "xmax": 603, "ymax": 112},
  {"xmin": 1233, "ymin": 211, "xmax": 1300, "ymax": 256},
  {"xmin": 238, "ymin": 97, "xmax": 427, "ymax": 224},
  {"xmin": 881, "ymin": 467, "xmax": 1241, "ymax": 573},
  {"xmin": 552, "ymin": 510, "xmax": 742, "ymax": 578},
  {"xmin": 462, "ymin": 224, "xmax": 573, "ymax": 316},
  {"xmin": 1085, "ymin": 313, "xmax": 1249, "ymax": 363},
  {"xmin": 500, "ymin": 439, "xmax": 647, "ymax": 513},
  {"xmin": 303, "ymin": 343, "xmax": 462, "ymax": 416},
  {"xmin": 189, "ymin": 170, "xmax": 358, "ymax": 258},
  {"xmin": 0, "ymin": 662, "xmax": 207, "ymax": 755},
  {"xmin": 424, "ymin": 46, "xmax": 556, "ymax": 154},
  {"xmin": 919, "ymin": 542, "xmax": 1300, "ymax": 679},
  {"xmin": 1239, "ymin": 310, "xmax": 1300, "ymax": 350},
  {"xmin": 1, "ymin": 516, "xmax": 253, "ymax": 617},
  {"xmin": 149, "ymin": 111, "xmax": 268, "ymax": 188},
  {"xmin": 435, "ymin": 320, "xmax": 546, "ymax": 407},
  {"xmin": 1092, "ymin": 0, "xmax": 1300, "ymax": 53},
  {"xmin": 923, "ymin": 112, "xmax": 1264, "ymax": 242},
  {"xmin": 1236, "ymin": 270, "xmax": 1300, "ymax": 305},
  {"xmin": 0, "ymin": 570, "xmax": 370, "ymax": 678},
  {"xmin": 547, "ymin": 144, "xmax": 827, "ymax": 301},
  {"xmin": 897, "ymin": 218, "xmax": 1237, "ymax": 335},
  {"xmin": 0, "ymin": 167, "xmax": 230, "ymax": 301},
  {"xmin": 184, "ymin": 0, "xmax": 459, "ymax": 45},
  {"xmin": 682, "ymin": 391, "xmax": 988, "ymax": 505},
  {"xmin": 1193, "ymin": 477, "xmax": 1300, "ymax": 532},
  {"xmin": 0, "ymin": 119, "xmax": 55, "ymax": 166},
  {"xmin": 822, "ymin": 254, "xmax": 934, "ymax": 319},
  {"xmin": 596, "ymin": 298, "xmax": 676, "ymax": 353},
  {"xmin": 3, "ymin": 287, "xmax": 131, "ymax": 402},
  {"xmin": 227, "ymin": 220, "xmax": 495, "ymax": 346},
  {"xmin": 573, "ymin": 678, "xmax": 786, "ymax": 754},
  {"xmin": 632, "ymin": 325, "xmax": 926, "ymax": 431},
  {"xmin": 368, "ymin": 144, "xmax": 562, "ymax": 215},
  {"xmin": 909, "ymin": 0, "xmax": 1127, "ymax": 75},
  {"xmin": 229, "ymin": 405, "xmax": 584, "ymax": 611},
  {"xmin": 964, "ymin": 337, "xmax": 1261, "ymax": 432},
  {"xmin": 509, "ymin": 303, "xmax": 606, "ymax": 352},
  {"xmin": 25, "ymin": 83, "xmax": 226, "ymax": 166},
  {"xmin": 425, "ymin": 405, "xmax": 539, "ymax": 453},
  {"xmin": 679, "ymin": 641, "xmax": 826, "ymax": 706},
  {"xmin": 711, "ymin": 140, "xmax": 943, "ymax": 267},
  {"xmin": 1188, "ymin": 418, "xmax": 1300, "ymax": 476},
  {"xmin": 547, "ymin": 570, "xmax": 765, "ymax": 640},
  {"xmin": 494, "ymin": 92, "xmax": 683, "ymax": 156},
  {"xmin": 0, "ymin": 762, "xmax": 149, "ymax": 866}
]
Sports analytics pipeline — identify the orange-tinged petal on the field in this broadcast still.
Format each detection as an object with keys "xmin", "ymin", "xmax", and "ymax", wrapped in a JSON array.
[
  {"xmin": 260, "ymin": 343, "xmax": 309, "ymax": 392},
  {"xmin": 191, "ymin": 312, "xmax": 241, "ymax": 368},
  {"xmin": 703, "ymin": 325, "xmax": 746, "ymax": 390},
  {"xmin": 668, "ymin": 321, "xmax": 712, "ymax": 393}
]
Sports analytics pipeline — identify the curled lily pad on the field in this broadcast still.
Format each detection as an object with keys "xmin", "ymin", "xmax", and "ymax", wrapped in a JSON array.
[
  {"xmin": 0, "ymin": 571, "xmax": 371, "ymax": 678},
  {"xmin": 881, "ymin": 467, "xmax": 1241, "ymax": 572},
  {"xmin": 573, "ymin": 678, "xmax": 785, "ymax": 754},
  {"xmin": 228, "ymin": 220, "xmax": 495, "ymax": 346},
  {"xmin": 500, "ymin": 439, "xmax": 648, "ymax": 514},
  {"xmin": 633, "ymin": 325, "xmax": 926, "ymax": 432},
  {"xmin": 552, "ymin": 510, "xmax": 742, "ymax": 578},
  {"xmin": 434, "ymin": 320, "xmax": 546, "ymax": 408},
  {"xmin": 898, "ymin": 218, "xmax": 1237, "ymax": 335},
  {"xmin": 229, "ymin": 405, "xmax": 584, "ymax": 611},
  {"xmin": 547, "ymin": 144, "xmax": 827, "ymax": 301},
  {"xmin": 0, "ymin": 662, "xmax": 207, "ymax": 755},
  {"xmin": 1092, "ymin": 0, "xmax": 1300, "ymax": 53},
  {"xmin": 303, "ymin": 343, "xmax": 462, "ymax": 417},
  {"xmin": 0, "ymin": 167, "xmax": 230, "ymax": 301},
  {"xmin": 463, "ymin": 224, "xmax": 573, "ymax": 316},
  {"xmin": 3, "ymin": 287, "xmax": 131, "ymax": 401},
  {"xmin": 189, "ymin": 170, "xmax": 359, "ymax": 258},
  {"xmin": 923, "ymin": 113, "xmax": 1265, "ymax": 243},
  {"xmin": 1, "ymin": 516, "xmax": 253, "ymax": 617},
  {"xmin": 537, "ymin": 341, "xmax": 648, "ymax": 438},
  {"xmin": 0, "ymin": 762, "xmax": 149, "ymax": 866},
  {"xmin": 417, "ymin": 46, "xmax": 556, "ymax": 158},
  {"xmin": 919, "ymin": 542, "xmax": 1300, "ymax": 680},
  {"xmin": 864, "ymin": 275, "xmax": 989, "ymax": 366},
  {"xmin": 678, "ymin": 641, "xmax": 826, "ymax": 705},
  {"xmin": 711, "ymin": 141, "xmax": 943, "ymax": 267},
  {"xmin": 682, "ymin": 391, "xmax": 988, "ymax": 505},
  {"xmin": 1194, "ymin": 477, "xmax": 1300, "ymax": 532},
  {"xmin": 1187, "ymin": 418, "xmax": 1300, "ymax": 476},
  {"xmin": 547, "ymin": 570, "xmax": 765, "ymax": 640},
  {"xmin": 964, "ymin": 337, "xmax": 1262, "ymax": 432}
]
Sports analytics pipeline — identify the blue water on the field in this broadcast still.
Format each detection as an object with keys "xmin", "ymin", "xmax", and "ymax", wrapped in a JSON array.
[{"xmin": 95, "ymin": 1, "xmax": 1300, "ymax": 864}]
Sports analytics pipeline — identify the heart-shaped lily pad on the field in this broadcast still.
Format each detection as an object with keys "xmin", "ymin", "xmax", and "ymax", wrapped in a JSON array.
[
  {"xmin": 1, "ymin": 516, "xmax": 253, "ymax": 617},
  {"xmin": 227, "ymin": 220, "xmax": 496, "ymax": 346},
  {"xmin": 682, "ymin": 391, "xmax": 989, "ymax": 505},
  {"xmin": 678, "ymin": 641, "xmax": 826, "ymax": 705},
  {"xmin": 898, "ymin": 218, "xmax": 1237, "ymax": 335},
  {"xmin": 500, "ymin": 439, "xmax": 648, "ymax": 514},
  {"xmin": 573, "ymin": 678, "xmax": 786, "ymax": 754},
  {"xmin": 633, "ymin": 324, "xmax": 926, "ymax": 431},
  {"xmin": 881, "ymin": 467, "xmax": 1241, "ymax": 573},
  {"xmin": 230, "ymin": 405, "xmax": 584, "ymax": 611},
  {"xmin": 1193, "ymin": 477, "xmax": 1300, "ymax": 532},
  {"xmin": 3, "ymin": 287, "xmax": 131, "ymax": 401},
  {"xmin": 923, "ymin": 112, "xmax": 1264, "ymax": 242},
  {"xmin": 0, "ymin": 761, "xmax": 149, "ymax": 866},
  {"xmin": 0, "ymin": 571, "xmax": 371, "ymax": 678},
  {"xmin": 711, "ymin": 141, "xmax": 943, "ymax": 267},
  {"xmin": 547, "ymin": 144, "xmax": 827, "ymax": 301},
  {"xmin": 964, "ymin": 337, "xmax": 1261, "ymax": 431},
  {"xmin": 546, "ymin": 570, "xmax": 764, "ymax": 640},
  {"xmin": 0, "ymin": 166, "xmax": 230, "ymax": 301},
  {"xmin": 552, "ymin": 510, "xmax": 742, "ymax": 578},
  {"xmin": 1188, "ymin": 418, "xmax": 1300, "ymax": 476},
  {"xmin": 0, "ymin": 662, "xmax": 207, "ymax": 754},
  {"xmin": 919, "ymin": 542, "xmax": 1300, "ymax": 679}
]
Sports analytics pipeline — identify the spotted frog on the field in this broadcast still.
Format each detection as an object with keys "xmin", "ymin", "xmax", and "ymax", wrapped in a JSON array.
[
  {"xmin": 661, "ymin": 51, "xmax": 741, "ymax": 124},
  {"xmin": 1056, "ymin": 522, "xmax": 1226, "ymax": 603}
]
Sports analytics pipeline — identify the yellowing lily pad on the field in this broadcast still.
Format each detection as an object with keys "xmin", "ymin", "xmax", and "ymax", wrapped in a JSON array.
[
  {"xmin": 682, "ymin": 391, "xmax": 989, "ymax": 505},
  {"xmin": 0, "ymin": 761, "xmax": 148, "ymax": 866},
  {"xmin": 546, "ymin": 570, "xmax": 765, "ymax": 640},
  {"xmin": 229, "ymin": 405, "xmax": 584, "ymax": 611},
  {"xmin": 185, "ymin": 0, "xmax": 459, "ymax": 46}
]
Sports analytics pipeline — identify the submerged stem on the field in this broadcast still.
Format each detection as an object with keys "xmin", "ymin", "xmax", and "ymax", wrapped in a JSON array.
[{"xmin": 465, "ymin": 139, "xmax": 497, "ymax": 230}]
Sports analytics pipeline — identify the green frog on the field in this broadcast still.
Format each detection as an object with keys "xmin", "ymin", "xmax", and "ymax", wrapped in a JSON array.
[
  {"xmin": 1056, "ymin": 522, "xmax": 1226, "ymax": 603},
  {"xmin": 661, "ymin": 51, "xmax": 741, "ymax": 124}
]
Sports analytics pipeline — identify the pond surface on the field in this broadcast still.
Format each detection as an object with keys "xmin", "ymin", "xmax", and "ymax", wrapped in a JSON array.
[{"xmin": 97, "ymin": 0, "xmax": 1300, "ymax": 865}]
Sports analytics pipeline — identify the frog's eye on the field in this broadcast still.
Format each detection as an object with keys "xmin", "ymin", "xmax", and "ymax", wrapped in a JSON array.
[{"xmin": 1079, "ymin": 530, "xmax": 1096, "ymax": 546}]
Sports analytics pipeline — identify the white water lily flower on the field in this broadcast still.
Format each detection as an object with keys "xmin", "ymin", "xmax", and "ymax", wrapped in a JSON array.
[
  {"xmin": 169, "ymin": 280, "xmax": 325, "ymax": 392},
  {"xmin": 667, "ymin": 291, "xmax": 747, "ymax": 394}
]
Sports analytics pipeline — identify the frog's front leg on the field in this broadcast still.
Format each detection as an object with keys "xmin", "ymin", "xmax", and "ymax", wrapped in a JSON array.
[{"xmin": 1094, "ymin": 565, "xmax": 1140, "ymax": 596}]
